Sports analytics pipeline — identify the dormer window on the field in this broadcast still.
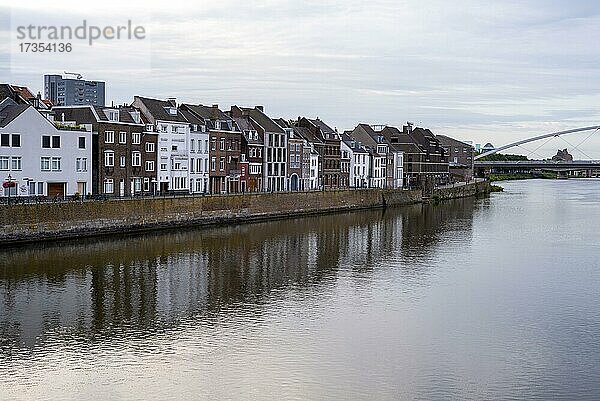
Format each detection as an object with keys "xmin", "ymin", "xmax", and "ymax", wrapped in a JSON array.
[
  {"xmin": 130, "ymin": 111, "xmax": 141, "ymax": 123},
  {"xmin": 166, "ymin": 107, "xmax": 177, "ymax": 116},
  {"xmin": 215, "ymin": 121, "xmax": 221, "ymax": 130},
  {"xmin": 146, "ymin": 124, "xmax": 154, "ymax": 132},
  {"xmin": 106, "ymin": 109, "xmax": 119, "ymax": 122},
  {"xmin": 200, "ymin": 125, "xmax": 206, "ymax": 132}
]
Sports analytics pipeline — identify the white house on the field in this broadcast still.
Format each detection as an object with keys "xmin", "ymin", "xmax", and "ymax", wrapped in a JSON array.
[
  {"xmin": 341, "ymin": 134, "xmax": 370, "ymax": 188},
  {"xmin": 392, "ymin": 150, "xmax": 404, "ymax": 188},
  {"xmin": 0, "ymin": 98, "xmax": 92, "ymax": 198},
  {"xmin": 179, "ymin": 105, "xmax": 210, "ymax": 194},
  {"xmin": 133, "ymin": 96, "xmax": 190, "ymax": 193}
]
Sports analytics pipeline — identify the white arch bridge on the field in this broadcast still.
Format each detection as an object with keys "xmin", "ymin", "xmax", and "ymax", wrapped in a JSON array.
[
  {"xmin": 474, "ymin": 125, "xmax": 600, "ymax": 175},
  {"xmin": 475, "ymin": 125, "xmax": 600, "ymax": 161}
]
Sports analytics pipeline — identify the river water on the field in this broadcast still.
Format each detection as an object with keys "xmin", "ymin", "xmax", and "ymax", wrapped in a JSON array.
[{"xmin": 1, "ymin": 179, "xmax": 600, "ymax": 400}]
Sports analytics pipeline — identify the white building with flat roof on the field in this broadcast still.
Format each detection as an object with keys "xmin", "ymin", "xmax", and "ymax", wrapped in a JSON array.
[{"xmin": 0, "ymin": 98, "xmax": 92, "ymax": 198}]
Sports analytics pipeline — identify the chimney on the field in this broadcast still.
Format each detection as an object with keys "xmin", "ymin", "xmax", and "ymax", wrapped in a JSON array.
[
  {"xmin": 212, "ymin": 104, "xmax": 219, "ymax": 109},
  {"xmin": 255, "ymin": 105, "xmax": 264, "ymax": 112},
  {"xmin": 167, "ymin": 97, "xmax": 177, "ymax": 107}
]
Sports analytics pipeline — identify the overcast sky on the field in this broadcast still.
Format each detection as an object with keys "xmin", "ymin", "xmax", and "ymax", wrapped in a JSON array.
[{"xmin": 2, "ymin": 0, "xmax": 600, "ymax": 158}]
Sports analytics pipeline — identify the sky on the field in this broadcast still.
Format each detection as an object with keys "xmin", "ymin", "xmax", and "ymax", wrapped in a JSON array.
[{"xmin": 1, "ymin": 0, "xmax": 600, "ymax": 158}]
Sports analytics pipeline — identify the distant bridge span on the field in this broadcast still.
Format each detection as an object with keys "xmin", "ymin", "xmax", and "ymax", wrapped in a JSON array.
[{"xmin": 475, "ymin": 126, "xmax": 600, "ymax": 160}]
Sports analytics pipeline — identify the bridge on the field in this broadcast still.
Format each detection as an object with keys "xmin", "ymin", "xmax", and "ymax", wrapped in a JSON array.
[
  {"xmin": 475, "ymin": 126, "xmax": 600, "ymax": 161},
  {"xmin": 474, "ymin": 126, "xmax": 600, "ymax": 177}
]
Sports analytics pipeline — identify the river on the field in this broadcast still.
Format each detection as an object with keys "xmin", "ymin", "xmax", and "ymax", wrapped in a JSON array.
[{"xmin": 1, "ymin": 179, "xmax": 600, "ymax": 400}]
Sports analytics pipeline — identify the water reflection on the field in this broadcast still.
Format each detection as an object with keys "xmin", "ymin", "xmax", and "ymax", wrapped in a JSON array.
[{"xmin": 0, "ymin": 199, "xmax": 476, "ymax": 354}]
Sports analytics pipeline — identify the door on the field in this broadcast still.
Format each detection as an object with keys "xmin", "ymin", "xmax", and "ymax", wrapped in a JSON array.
[
  {"xmin": 291, "ymin": 174, "xmax": 298, "ymax": 191},
  {"xmin": 77, "ymin": 182, "xmax": 86, "ymax": 195},
  {"xmin": 47, "ymin": 183, "xmax": 65, "ymax": 197},
  {"xmin": 119, "ymin": 179, "xmax": 125, "ymax": 197}
]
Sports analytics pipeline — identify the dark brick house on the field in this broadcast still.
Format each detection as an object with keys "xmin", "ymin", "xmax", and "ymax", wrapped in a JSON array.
[
  {"xmin": 230, "ymin": 111, "xmax": 264, "ymax": 192},
  {"xmin": 297, "ymin": 117, "xmax": 341, "ymax": 189},
  {"xmin": 437, "ymin": 134, "xmax": 474, "ymax": 181},
  {"xmin": 53, "ymin": 105, "xmax": 158, "ymax": 196},
  {"xmin": 185, "ymin": 104, "xmax": 241, "ymax": 194}
]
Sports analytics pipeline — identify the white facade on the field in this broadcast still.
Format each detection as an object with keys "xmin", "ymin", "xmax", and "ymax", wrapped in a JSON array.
[
  {"xmin": 392, "ymin": 151, "xmax": 404, "ymax": 188},
  {"xmin": 188, "ymin": 125, "xmax": 209, "ymax": 194},
  {"xmin": 153, "ymin": 119, "xmax": 190, "ymax": 192},
  {"xmin": 264, "ymin": 130, "xmax": 287, "ymax": 192},
  {"xmin": 0, "ymin": 105, "xmax": 92, "ymax": 197},
  {"xmin": 309, "ymin": 149, "xmax": 320, "ymax": 190},
  {"xmin": 354, "ymin": 152, "xmax": 369, "ymax": 188},
  {"xmin": 371, "ymin": 143, "xmax": 388, "ymax": 188}
]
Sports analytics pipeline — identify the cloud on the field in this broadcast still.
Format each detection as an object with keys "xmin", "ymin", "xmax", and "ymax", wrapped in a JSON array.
[{"xmin": 3, "ymin": 0, "xmax": 600, "ymax": 156}]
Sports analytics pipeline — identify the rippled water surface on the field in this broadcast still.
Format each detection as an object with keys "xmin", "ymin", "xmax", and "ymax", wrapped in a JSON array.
[{"xmin": 1, "ymin": 180, "xmax": 600, "ymax": 400}]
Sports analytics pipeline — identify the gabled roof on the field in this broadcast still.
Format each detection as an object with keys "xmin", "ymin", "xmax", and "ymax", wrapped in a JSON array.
[
  {"xmin": 134, "ymin": 96, "xmax": 187, "ymax": 122},
  {"xmin": 240, "ymin": 107, "xmax": 284, "ymax": 133},
  {"xmin": 53, "ymin": 105, "xmax": 143, "ymax": 125},
  {"xmin": 180, "ymin": 104, "xmax": 237, "ymax": 131},
  {"xmin": 0, "ymin": 98, "xmax": 31, "ymax": 128},
  {"xmin": 231, "ymin": 116, "xmax": 264, "ymax": 144},
  {"xmin": 436, "ymin": 134, "xmax": 474, "ymax": 148},
  {"xmin": 340, "ymin": 132, "xmax": 368, "ymax": 153},
  {"xmin": 380, "ymin": 126, "xmax": 423, "ymax": 154},
  {"xmin": 293, "ymin": 126, "xmax": 322, "ymax": 144},
  {"xmin": 308, "ymin": 118, "xmax": 336, "ymax": 135}
]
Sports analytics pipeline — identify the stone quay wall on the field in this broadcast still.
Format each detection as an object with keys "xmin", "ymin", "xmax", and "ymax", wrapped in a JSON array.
[{"xmin": 0, "ymin": 182, "xmax": 489, "ymax": 245}]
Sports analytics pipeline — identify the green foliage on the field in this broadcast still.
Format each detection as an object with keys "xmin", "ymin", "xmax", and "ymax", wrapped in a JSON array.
[{"xmin": 478, "ymin": 153, "xmax": 529, "ymax": 162}]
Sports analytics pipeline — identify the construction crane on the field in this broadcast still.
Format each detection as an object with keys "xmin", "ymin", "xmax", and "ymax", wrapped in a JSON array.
[{"xmin": 64, "ymin": 71, "xmax": 83, "ymax": 80}]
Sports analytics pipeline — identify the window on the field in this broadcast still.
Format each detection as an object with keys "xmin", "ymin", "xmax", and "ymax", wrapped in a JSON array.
[
  {"xmin": 190, "ymin": 139, "xmax": 195, "ymax": 152},
  {"xmin": 105, "ymin": 131, "xmax": 114, "ymax": 144},
  {"xmin": 205, "ymin": 140, "xmax": 209, "ymax": 153},
  {"xmin": 132, "ymin": 133, "xmax": 141, "ymax": 145},
  {"xmin": 104, "ymin": 151, "xmax": 114, "ymax": 167},
  {"xmin": 40, "ymin": 157, "xmax": 50, "ymax": 171},
  {"xmin": 172, "ymin": 145, "xmax": 178, "ymax": 151},
  {"xmin": 220, "ymin": 138, "xmax": 225, "ymax": 151},
  {"xmin": 51, "ymin": 157, "xmax": 61, "ymax": 171},
  {"xmin": 11, "ymin": 134, "xmax": 20, "ymax": 147},
  {"xmin": 104, "ymin": 179, "xmax": 114, "ymax": 194},
  {"xmin": 219, "ymin": 157, "xmax": 225, "ymax": 171},
  {"xmin": 134, "ymin": 178, "xmax": 142, "ymax": 192},
  {"xmin": 76, "ymin": 158, "xmax": 88, "ymax": 172},
  {"xmin": 11, "ymin": 156, "xmax": 22, "ymax": 171},
  {"xmin": 0, "ymin": 134, "xmax": 9, "ymax": 147},
  {"xmin": 107, "ymin": 110, "xmax": 119, "ymax": 122},
  {"xmin": 145, "ymin": 161, "xmax": 155, "ymax": 171},
  {"xmin": 37, "ymin": 182, "xmax": 44, "ymax": 195},
  {"xmin": 120, "ymin": 156, "xmax": 126, "ymax": 167},
  {"xmin": 79, "ymin": 137, "xmax": 86, "ymax": 149},
  {"xmin": 215, "ymin": 121, "xmax": 221, "ymax": 130},
  {"xmin": 119, "ymin": 132, "xmax": 127, "ymax": 144},
  {"xmin": 0, "ymin": 156, "xmax": 8, "ymax": 170},
  {"xmin": 211, "ymin": 157, "xmax": 216, "ymax": 171},
  {"xmin": 132, "ymin": 151, "xmax": 141, "ymax": 167},
  {"xmin": 160, "ymin": 163, "xmax": 167, "ymax": 171},
  {"xmin": 52, "ymin": 136, "xmax": 61, "ymax": 148},
  {"xmin": 143, "ymin": 177, "xmax": 150, "ymax": 191},
  {"xmin": 146, "ymin": 142, "xmax": 155, "ymax": 152},
  {"xmin": 42, "ymin": 135, "xmax": 51, "ymax": 148}
]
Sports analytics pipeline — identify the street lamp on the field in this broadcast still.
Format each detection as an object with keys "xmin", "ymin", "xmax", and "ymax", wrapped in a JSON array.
[{"xmin": 3, "ymin": 174, "xmax": 15, "ymax": 205}]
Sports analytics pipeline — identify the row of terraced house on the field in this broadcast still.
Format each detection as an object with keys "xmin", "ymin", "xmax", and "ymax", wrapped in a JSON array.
[{"xmin": 1, "ymin": 83, "xmax": 474, "ymax": 198}]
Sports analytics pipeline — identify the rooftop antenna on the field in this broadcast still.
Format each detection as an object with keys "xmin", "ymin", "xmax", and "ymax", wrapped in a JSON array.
[{"xmin": 64, "ymin": 71, "xmax": 83, "ymax": 80}]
